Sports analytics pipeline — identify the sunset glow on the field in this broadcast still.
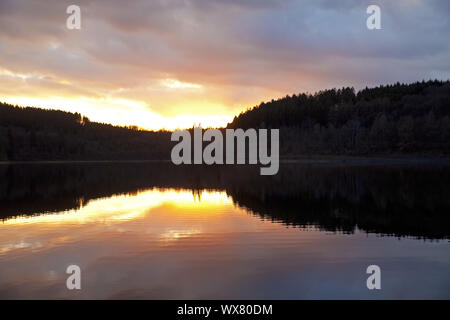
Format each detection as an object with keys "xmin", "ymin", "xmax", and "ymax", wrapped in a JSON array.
[
  {"xmin": 2, "ymin": 189, "xmax": 233, "ymax": 226},
  {"xmin": 1, "ymin": 1, "xmax": 449, "ymax": 130}
]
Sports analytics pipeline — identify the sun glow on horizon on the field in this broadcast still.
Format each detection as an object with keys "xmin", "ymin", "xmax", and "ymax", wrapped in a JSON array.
[
  {"xmin": 0, "ymin": 67, "xmax": 235, "ymax": 130},
  {"xmin": 1, "ymin": 96, "xmax": 234, "ymax": 130}
]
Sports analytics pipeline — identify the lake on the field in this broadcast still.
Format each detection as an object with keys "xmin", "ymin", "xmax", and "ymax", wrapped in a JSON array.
[{"xmin": 0, "ymin": 161, "xmax": 449, "ymax": 299}]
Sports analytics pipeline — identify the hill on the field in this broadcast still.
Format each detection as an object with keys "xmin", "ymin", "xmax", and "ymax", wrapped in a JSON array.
[
  {"xmin": 228, "ymin": 80, "xmax": 450, "ymax": 155},
  {"xmin": 1, "ymin": 80, "xmax": 449, "ymax": 161},
  {"xmin": 0, "ymin": 103, "xmax": 171, "ymax": 161}
]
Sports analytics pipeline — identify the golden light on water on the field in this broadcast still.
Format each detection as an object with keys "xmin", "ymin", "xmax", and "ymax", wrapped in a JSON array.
[
  {"xmin": 0, "ymin": 188, "xmax": 258, "ymax": 257},
  {"xmin": 1, "ymin": 189, "xmax": 233, "ymax": 226}
]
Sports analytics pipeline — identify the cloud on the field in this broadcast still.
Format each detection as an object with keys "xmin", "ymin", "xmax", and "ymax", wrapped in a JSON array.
[{"xmin": 0, "ymin": 0, "xmax": 449, "ymax": 129}]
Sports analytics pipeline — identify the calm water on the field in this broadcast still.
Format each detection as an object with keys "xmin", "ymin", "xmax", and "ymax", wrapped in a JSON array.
[{"xmin": 0, "ymin": 162, "xmax": 449, "ymax": 299}]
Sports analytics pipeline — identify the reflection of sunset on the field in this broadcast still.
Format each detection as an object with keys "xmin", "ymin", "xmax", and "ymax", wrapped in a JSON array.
[
  {"xmin": 2, "ymin": 188, "xmax": 233, "ymax": 226},
  {"xmin": 161, "ymin": 229, "xmax": 202, "ymax": 241},
  {"xmin": 0, "ymin": 188, "xmax": 243, "ymax": 259},
  {"xmin": 2, "ymin": 184, "xmax": 447, "ymax": 299},
  {"xmin": 0, "ymin": 187, "xmax": 281, "ymax": 262},
  {"xmin": 0, "ymin": 183, "xmax": 344, "ymax": 300}
]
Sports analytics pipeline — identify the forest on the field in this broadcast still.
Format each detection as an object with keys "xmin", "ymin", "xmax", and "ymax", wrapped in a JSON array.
[
  {"xmin": 228, "ymin": 80, "xmax": 450, "ymax": 156},
  {"xmin": 0, "ymin": 80, "xmax": 449, "ymax": 161},
  {"xmin": 0, "ymin": 104, "xmax": 172, "ymax": 160}
]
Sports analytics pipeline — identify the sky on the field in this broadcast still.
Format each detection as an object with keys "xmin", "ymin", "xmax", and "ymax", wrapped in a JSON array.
[{"xmin": 0, "ymin": 0, "xmax": 449, "ymax": 130}]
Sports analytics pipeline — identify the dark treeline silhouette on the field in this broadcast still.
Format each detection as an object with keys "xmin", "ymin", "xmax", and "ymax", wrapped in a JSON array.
[
  {"xmin": 0, "ymin": 103, "xmax": 172, "ymax": 160},
  {"xmin": 1, "ymin": 162, "xmax": 449, "ymax": 239},
  {"xmin": 1, "ymin": 80, "xmax": 450, "ymax": 160},
  {"xmin": 228, "ymin": 80, "xmax": 450, "ymax": 155}
]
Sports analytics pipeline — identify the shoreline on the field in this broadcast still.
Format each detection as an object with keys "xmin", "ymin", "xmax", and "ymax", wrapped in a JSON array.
[{"xmin": 1, "ymin": 156, "xmax": 450, "ymax": 166}]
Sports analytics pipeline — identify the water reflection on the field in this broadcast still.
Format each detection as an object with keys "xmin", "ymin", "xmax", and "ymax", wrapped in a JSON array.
[
  {"xmin": 0, "ymin": 162, "xmax": 449, "ymax": 299},
  {"xmin": 1, "ymin": 162, "xmax": 450, "ymax": 239},
  {"xmin": 2, "ymin": 189, "xmax": 232, "ymax": 225}
]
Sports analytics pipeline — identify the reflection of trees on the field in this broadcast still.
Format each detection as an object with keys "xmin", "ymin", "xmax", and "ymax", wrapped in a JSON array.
[{"xmin": 1, "ymin": 162, "xmax": 449, "ymax": 239}]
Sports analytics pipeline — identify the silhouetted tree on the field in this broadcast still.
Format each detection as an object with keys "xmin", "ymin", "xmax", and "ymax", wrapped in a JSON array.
[{"xmin": 228, "ymin": 80, "xmax": 450, "ymax": 155}]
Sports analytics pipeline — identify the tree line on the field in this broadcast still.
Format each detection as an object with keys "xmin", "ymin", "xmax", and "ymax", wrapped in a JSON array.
[
  {"xmin": 228, "ymin": 80, "xmax": 450, "ymax": 155},
  {"xmin": 1, "ymin": 80, "xmax": 449, "ymax": 160},
  {"xmin": 0, "ymin": 104, "xmax": 172, "ymax": 160}
]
